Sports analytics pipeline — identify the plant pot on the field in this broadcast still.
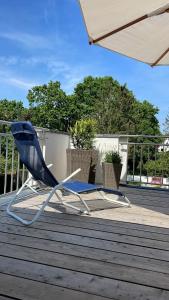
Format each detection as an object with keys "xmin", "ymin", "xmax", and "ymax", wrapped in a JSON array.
[
  {"xmin": 66, "ymin": 149, "xmax": 98, "ymax": 183},
  {"xmin": 102, "ymin": 162, "xmax": 122, "ymax": 189}
]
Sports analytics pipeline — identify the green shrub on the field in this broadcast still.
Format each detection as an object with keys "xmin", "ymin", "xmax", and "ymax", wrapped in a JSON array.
[
  {"xmin": 104, "ymin": 151, "xmax": 122, "ymax": 164},
  {"xmin": 70, "ymin": 118, "xmax": 97, "ymax": 150},
  {"xmin": 0, "ymin": 155, "xmax": 18, "ymax": 174},
  {"xmin": 145, "ymin": 151, "xmax": 169, "ymax": 176}
]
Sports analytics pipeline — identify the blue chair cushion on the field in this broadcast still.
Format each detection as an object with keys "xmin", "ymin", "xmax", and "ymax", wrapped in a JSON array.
[
  {"xmin": 63, "ymin": 181, "xmax": 98, "ymax": 193},
  {"xmin": 63, "ymin": 180, "xmax": 123, "ymax": 196}
]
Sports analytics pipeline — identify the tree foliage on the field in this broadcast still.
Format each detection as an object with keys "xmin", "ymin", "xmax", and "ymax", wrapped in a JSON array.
[
  {"xmin": 0, "ymin": 99, "xmax": 26, "ymax": 122},
  {"xmin": 0, "ymin": 77, "xmax": 162, "ymax": 182},
  {"xmin": 132, "ymin": 100, "xmax": 160, "ymax": 136},
  {"xmin": 73, "ymin": 76, "xmax": 135, "ymax": 134},
  {"xmin": 0, "ymin": 99, "xmax": 27, "ymax": 157},
  {"xmin": 27, "ymin": 81, "xmax": 73, "ymax": 131},
  {"xmin": 0, "ymin": 77, "xmax": 161, "ymax": 137},
  {"xmin": 73, "ymin": 76, "xmax": 160, "ymax": 135},
  {"xmin": 145, "ymin": 151, "xmax": 169, "ymax": 176}
]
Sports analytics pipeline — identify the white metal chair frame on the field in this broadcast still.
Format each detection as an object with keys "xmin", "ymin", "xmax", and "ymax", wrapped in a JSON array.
[
  {"xmin": 7, "ymin": 168, "xmax": 88, "ymax": 225},
  {"xmin": 7, "ymin": 167, "xmax": 131, "ymax": 226}
]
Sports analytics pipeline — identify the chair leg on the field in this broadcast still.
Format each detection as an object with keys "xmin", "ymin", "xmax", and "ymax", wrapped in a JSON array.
[
  {"xmin": 7, "ymin": 168, "xmax": 83, "ymax": 225},
  {"xmin": 7, "ymin": 176, "xmax": 37, "ymax": 225},
  {"xmin": 7, "ymin": 182, "xmax": 63, "ymax": 225},
  {"xmin": 98, "ymin": 190, "xmax": 131, "ymax": 207},
  {"xmin": 54, "ymin": 189, "xmax": 90, "ymax": 215}
]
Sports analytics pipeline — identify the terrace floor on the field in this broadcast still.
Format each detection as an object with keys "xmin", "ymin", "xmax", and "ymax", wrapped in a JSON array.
[{"xmin": 0, "ymin": 186, "xmax": 169, "ymax": 299}]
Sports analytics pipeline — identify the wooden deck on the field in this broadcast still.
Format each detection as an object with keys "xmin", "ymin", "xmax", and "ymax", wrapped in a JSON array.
[{"xmin": 0, "ymin": 186, "xmax": 169, "ymax": 299}]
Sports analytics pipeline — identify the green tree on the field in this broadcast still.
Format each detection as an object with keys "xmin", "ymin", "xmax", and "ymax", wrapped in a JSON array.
[
  {"xmin": 0, "ymin": 99, "xmax": 27, "ymax": 180},
  {"xmin": 74, "ymin": 76, "xmax": 137, "ymax": 134},
  {"xmin": 0, "ymin": 98, "xmax": 26, "ymax": 153},
  {"xmin": 145, "ymin": 151, "xmax": 169, "ymax": 177},
  {"xmin": 132, "ymin": 100, "xmax": 160, "ymax": 136},
  {"xmin": 75, "ymin": 77, "xmax": 160, "ymax": 177},
  {"xmin": 127, "ymin": 100, "xmax": 161, "ymax": 175},
  {"xmin": 26, "ymin": 77, "xmax": 161, "ymax": 136},
  {"xmin": 27, "ymin": 81, "xmax": 73, "ymax": 131},
  {"xmin": 0, "ymin": 99, "xmax": 26, "ymax": 122},
  {"xmin": 73, "ymin": 76, "xmax": 161, "ymax": 135}
]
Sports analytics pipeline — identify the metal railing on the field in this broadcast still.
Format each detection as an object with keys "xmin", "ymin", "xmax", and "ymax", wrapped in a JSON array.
[
  {"xmin": 1, "ymin": 125, "xmax": 169, "ymax": 195},
  {"xmin": 120, "ymin": 135, "xmax": 169, "ymax": 189},
  {"xmin": 0, "ymin": 120, "xmax": 47, "ymax": 197}
]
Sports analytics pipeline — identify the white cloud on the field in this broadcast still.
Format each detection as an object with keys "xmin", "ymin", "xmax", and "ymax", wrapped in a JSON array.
[
  {"xmin": 62, "ymin": 69, "xmax": 88, "ymax": 93},
  {"xmin": 0, "ymin": 56, "xmax": 18, "ymax": 66},
  {"xmin": 40, "ymin": 58, "xmax": 93, "ymax": 93},
  {"xmin": 0, "ymin": 66, "xmax": 37, "ymax": 90},
  {"xmin": 0, "ymin": 53, "xmax": 97, "ymax": 93},
  {"xmin": 8, "ymin": 78, "xmax": 36, "ymax": 90},
  {"xmin": 0, "ymin": 32, "xmax": 52, "ymax": 49},
  {"xmin": 46, "ymin": 60, "xmax": 70, "ymax": 75}
]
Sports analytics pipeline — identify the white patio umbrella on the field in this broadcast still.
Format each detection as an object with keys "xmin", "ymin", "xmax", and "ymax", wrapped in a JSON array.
[{"xmin": 79, "ymin": 0, "xmax": 169, "ymax": 66}]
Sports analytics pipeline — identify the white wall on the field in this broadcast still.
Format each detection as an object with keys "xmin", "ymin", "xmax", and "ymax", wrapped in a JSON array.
[
  {"xmin": 94, "ymin": 137, "xmax": 119, "ymax": 184},
  {"xmin": 94, "ymin": 135, "xmax": 128, "ymax": 184},
  {"xmin": 44, "ymin": 131, "xmax": 70, "ymax": 181}
]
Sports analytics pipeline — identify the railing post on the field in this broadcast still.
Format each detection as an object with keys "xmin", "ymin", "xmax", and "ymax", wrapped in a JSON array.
[{"xmin": 119, "ymin": 136, "xmax": 129, "ymax": 184}]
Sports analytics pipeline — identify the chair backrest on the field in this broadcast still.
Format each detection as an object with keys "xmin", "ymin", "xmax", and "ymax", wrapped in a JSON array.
[{"xmin": 11, "ymin": 121, "xmax": 58, "ymax": 187}]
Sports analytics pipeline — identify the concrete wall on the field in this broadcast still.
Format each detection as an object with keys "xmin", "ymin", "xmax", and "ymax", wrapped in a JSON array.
[
  {"xmin": 44, "ymin": 131, "xmax": 70, "ymax": 181},
  {"xmin": 94, "ymin": 135, "xmax": 128, "ymax": 184}
]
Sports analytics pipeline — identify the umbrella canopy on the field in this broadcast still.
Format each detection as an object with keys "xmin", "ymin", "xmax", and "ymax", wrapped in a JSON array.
[{"xmin": 79, "ymin": 0, "xmax": 169, "ymax": 66}]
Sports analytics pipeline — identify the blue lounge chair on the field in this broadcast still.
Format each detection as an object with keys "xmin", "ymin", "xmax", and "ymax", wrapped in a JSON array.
[{"xmin": 7, "ymin": 121, "xmax": 130, "ymax": 225}]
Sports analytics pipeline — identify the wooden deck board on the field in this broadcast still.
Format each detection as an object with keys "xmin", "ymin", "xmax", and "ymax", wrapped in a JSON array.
[
  {"xmin": 0, "ymin": 186, "xmax": 169, "ymax": 299},
  {"xmin": 0, "ymin": 273, "xmax": 108, "ymax": 300},
  {"xmin": 1, "ymin": 211, "xmax": 169, "ymax": 242}
]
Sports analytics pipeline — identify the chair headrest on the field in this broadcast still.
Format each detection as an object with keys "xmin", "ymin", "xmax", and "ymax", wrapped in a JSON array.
[{"xmin": 11, "ymin": 121, "xmax": 36, "ymax": 136}]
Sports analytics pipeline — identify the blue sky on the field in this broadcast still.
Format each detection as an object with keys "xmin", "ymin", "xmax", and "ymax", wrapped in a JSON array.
[{"xmin": 0, "ymin": 0, "xmax": 169, "ymax": 129}]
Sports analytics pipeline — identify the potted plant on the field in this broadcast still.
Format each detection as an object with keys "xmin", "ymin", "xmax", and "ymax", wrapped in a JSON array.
[
  {"xmin": 102, "ymin": 151, "xmax": 122, "ymax": 189},
  {"xmin": 67, "ymin": 118, "xmax": 98, "ymax": 183}
]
